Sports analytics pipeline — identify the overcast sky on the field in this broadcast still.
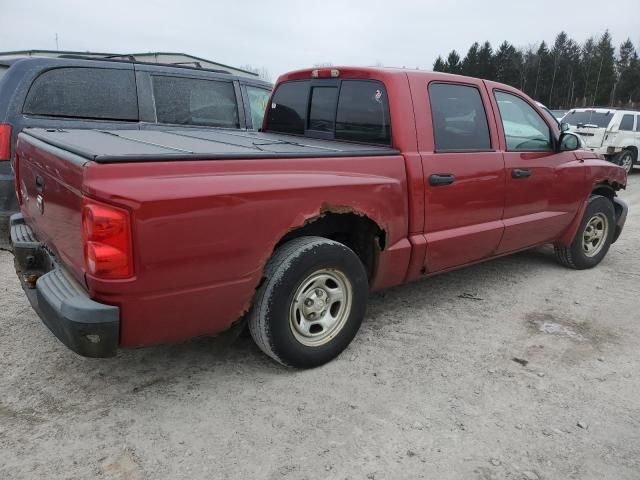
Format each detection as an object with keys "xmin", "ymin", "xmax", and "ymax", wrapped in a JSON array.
[{"xmin": 2, "ymin": 0, "xmax": 639, "ymax": 80}]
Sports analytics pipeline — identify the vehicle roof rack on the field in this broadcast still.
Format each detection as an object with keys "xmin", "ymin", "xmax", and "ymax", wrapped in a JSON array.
[{"xmin": 54, "ymin": 54, "xmax": 232, "ymax": 75}]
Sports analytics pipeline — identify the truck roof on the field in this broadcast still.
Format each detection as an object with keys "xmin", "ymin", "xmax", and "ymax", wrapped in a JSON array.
[
  {"xmin": 275, "ymin": 66, "xmax": 514, "ymax": 90},
  {"xmin": 20, "ymin": 128, "xmax": 399, "ymax": 163}
]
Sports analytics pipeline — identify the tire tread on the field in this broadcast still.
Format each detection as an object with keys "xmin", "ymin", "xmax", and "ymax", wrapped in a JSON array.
[
  {"xmin": 248, "ymin": 236, "xmax": 346, "ymax": 366},
  {"xmin": 555, "ymin": 194, "xmax": 614, "ymax": 270}
]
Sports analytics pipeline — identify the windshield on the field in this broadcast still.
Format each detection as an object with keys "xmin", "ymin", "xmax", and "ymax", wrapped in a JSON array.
[{"xmin": 563, "ymin": 110, "xmax": 613, "ymax": 128}]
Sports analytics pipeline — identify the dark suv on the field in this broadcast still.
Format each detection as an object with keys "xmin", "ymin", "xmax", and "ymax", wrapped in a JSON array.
[{"xmin": 0, "ymin": 56, "xmax": 272, "ymax": 218}]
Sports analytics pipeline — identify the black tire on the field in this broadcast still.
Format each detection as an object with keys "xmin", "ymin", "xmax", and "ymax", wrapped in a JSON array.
[
  {"xmin": 554, "ymin": 195, "xmax": 615, "ymax": 270},
  {"xmin": 614, "ymin": 149, "xmax": 635, "ymax": 175},
  {"xmin": 248, "ymin": 236, "xmax": 369, "ymax": 368}
]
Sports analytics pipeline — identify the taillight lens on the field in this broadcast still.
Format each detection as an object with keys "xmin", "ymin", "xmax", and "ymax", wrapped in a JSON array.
[
  {"xmin": 82, "ymin": 198, "xmax": 133, "ymax": 279},
  {"xmin": 0, "ymin": 124, "xmax": 11, "ymax": 161}
]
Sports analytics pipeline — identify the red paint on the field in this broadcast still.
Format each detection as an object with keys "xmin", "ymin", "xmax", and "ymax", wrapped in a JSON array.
[{"xmin": 16, "ymin": 67, "xmax": 627, "ymax": 349}]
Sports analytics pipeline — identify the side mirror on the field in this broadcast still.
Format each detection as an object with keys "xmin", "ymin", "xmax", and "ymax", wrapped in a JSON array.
[
  {"xmin": 561, "ymin": 122, "xmax": 570, "ymax": 132},
  {"xmin": 559, "ymin": 132, "xmax": 580, "ymax": 152}
]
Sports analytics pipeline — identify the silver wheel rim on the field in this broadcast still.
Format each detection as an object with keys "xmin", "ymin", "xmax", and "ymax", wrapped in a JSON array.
[
  {"xmin": 582, "ymin": 213, "xmax": 608, "ymax": 257},
  {"xmin": 289, "ymin": 268, "xmax": 352, "ymax": 347},
  {"xmin": 621, "ymin": 153, "xmax": 633, "ymax": 173}
]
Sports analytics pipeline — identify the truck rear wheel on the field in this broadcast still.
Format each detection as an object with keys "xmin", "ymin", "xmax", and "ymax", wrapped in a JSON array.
[
  {"xmin": 554, "ymin": 195, "xmax": 615, "ymax": 270},
  {"xmin": 248, "ymin": 236, "xmax": 368, "ymax": 368}
]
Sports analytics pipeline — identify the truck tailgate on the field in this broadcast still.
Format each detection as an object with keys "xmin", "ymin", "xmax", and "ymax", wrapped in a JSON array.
[{"xmin": 16, "ymin": 134, "xmax": 87, "ymax": 284}]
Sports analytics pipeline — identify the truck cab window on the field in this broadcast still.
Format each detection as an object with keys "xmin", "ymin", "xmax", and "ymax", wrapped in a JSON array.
[
  {"xmin": 267, "ymin": 81, "xmax": 309, "ymax": 134},
  {"xmin": 266, "ymin": 79, "xmax": 391, "ymax": 145},
  {"xmin": 428, "ymin": 83, "xmax": 491, "ymax": 152},
  {"xmin": 495, "ymin": 92, "xmax": 552, "ymax": 151},
  {"xmin": 153, "ymin": 76, "xmax": 239, "ymax": 128},
  {"xmin": 335, "ymin": 81, "xmax": 390, "ymax": 145},
  {"xmin": 308, "ymin": 87, "xmax": 338, "ymax": 133}
]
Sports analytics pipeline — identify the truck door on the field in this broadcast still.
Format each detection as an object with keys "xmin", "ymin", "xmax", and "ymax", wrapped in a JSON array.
[
  {"xmin": 409, "ymin": 78, "xmax": 506, "ymax": 273},
  {"xmin": 487, "ymin": 88, "xmax": 585, "ymax": 254}
]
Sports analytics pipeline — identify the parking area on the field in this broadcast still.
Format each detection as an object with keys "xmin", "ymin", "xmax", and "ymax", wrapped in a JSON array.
[{"xmin": 0, "ymin": 176, "xmax": 638, "ymax": 480}]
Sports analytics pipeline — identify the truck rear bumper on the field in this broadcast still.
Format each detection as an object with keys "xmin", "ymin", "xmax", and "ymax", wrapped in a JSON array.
[
  {"xmin": 10, "ymin": 213, "xmax": 119, "ymax": 357},
  {"xmin": 0, "ymin": 161, "xmax": 18, "ymax": 220}
]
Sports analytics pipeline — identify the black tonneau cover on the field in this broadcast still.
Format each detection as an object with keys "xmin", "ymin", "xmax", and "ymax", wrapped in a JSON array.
[{"xmin": 22, "ymin": 128, "xmax": 399, "ymax": 163}]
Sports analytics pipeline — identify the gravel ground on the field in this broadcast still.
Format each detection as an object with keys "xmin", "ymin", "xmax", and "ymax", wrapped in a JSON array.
[{"xmin": 1, "ymin": 176, "xmax": 639, "ymax": 480}]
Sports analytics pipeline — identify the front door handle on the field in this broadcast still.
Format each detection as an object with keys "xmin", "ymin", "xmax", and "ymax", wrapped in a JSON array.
[
  {"xmin": 512, "ymin": 168, "xmax": 531, "ymax": 179},
  {"xmin": 35, "ymin": 175, "xmax": 45, "ymax": 192},
  {"xmin": 429, "ymin": 173, "xmax": 455, "ymax": 186}
]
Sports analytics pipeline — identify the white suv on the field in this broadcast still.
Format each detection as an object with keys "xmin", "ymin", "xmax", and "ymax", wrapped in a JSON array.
[{"xmin": 563, "ymin": 108, "xmax": 639, "ymax": 174}]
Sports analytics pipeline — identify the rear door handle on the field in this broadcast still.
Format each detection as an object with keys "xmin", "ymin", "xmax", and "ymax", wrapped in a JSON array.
[
  {"xmin": 429, "ymin": 173, "xmax": 455, "ymax": 186},
  {"xmin": 512, "ymin": 168, "xmax": 531, "ymax": 179}
]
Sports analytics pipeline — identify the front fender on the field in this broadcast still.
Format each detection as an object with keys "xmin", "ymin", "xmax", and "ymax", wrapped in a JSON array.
[{"xmin": 557, "ymin": 159, "xmax": 627, "ymax": 247}]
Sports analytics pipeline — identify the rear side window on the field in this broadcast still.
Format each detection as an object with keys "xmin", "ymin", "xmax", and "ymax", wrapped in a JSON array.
[
  {"xmin": 636, "ymin": 116, "xmax": 640, "ymax": 132},
  {"xmin": 266, "ymin": 79, "xmax": 391, "ymax": 145},
  {"xmin": 23, "ymin": 67, "xmax": 138, "ymax": 121},
  {"xmin": 619, "ymin": 114, "xmax": 634, "ymax": 131},
  {"xmin": 153, "ymin": 76, "xmax": 239, "ymax": 128},
  {"xmin": 335, "ymin": 81, "xmax": 390, "ymax": 145},
  {"xmin": 267, "ymin": 81, "xmax": 309, "ymax": 134},
  {"xmin": 428, "ymin": 83, "xmax": 491, "ymax": 151},
  {"xmin": 245, "ymin": 86, "xmax": 271, "ymax": 129}
]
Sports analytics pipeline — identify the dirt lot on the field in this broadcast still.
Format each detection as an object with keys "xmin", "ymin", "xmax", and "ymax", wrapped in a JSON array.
[{"xmin": 0, "ymin": 176, "xmax": 638, "ymax": 480}]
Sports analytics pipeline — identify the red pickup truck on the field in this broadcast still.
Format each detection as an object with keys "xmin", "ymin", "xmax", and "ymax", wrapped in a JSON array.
[{"xmin": 10, "ymin": 67, "xmax": 628, "ymax": 368}]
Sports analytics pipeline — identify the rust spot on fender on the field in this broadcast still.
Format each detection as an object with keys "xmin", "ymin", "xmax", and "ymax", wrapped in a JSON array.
[{"xmin": 319, "ymin": 202, "xmax": 366, "ymax": 216}]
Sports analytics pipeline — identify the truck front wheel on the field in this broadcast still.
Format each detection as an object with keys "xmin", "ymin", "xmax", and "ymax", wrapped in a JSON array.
[
  {"xmin": 248, "ymin": 236, "xmax": 368, "ymax": 368},
  {"xmin": 554, "ymin": 195, "xmax": 615, "ymax": 270},
  {"xmin": 614, "ymin": 149, "xmax": 635, "ymax": 175}
]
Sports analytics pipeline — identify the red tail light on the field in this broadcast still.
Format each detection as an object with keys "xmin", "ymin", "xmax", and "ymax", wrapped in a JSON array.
[
  {"xmin": 82, "ymin": 198, "xmax": 133, "ymax": 279},
  {"xmin": 0, "ymin": 124, "xmax": 11, "ymax": 160}
]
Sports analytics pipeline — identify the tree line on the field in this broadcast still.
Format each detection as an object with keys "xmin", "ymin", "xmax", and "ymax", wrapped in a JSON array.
[{"xmin": 433, "ymin": 31, "xmax": 640, "ymax": 110}]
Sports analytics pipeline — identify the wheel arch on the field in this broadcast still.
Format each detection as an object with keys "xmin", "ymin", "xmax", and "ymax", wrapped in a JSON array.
[
  {"xmin": 591, "ymin": 182, "xmax": 616, "ymax": 201},
  {"xmin": 274, "ymin": 208, "xmax": 386, "ymax": 281},
  {"xmin": 557, "ymin": 182, "xmax": 617, "ymax": 247},
  {"xmin": 622, "ymin": 146, "xmax": 637, "ymax": 161}
]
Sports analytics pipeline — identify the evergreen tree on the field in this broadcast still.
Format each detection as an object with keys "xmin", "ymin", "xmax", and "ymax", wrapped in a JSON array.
[
  {"xmin": 548, "ymin": 32, "xmax": 568, "ymax": 107},
  {"xmin": 494, "ymin": 41, "xmax": 521, "ymax": 87},
  {"xmin": 433, "ymin": 56, "xmax": 446, "ymax": 72},
  {"xmin": 445, "ymin": 50, "xmax": 462, "ymax": 74},
  {"xmin": 615, "ymin": 39, "xmax": 637, "ymax": 105},
  {"xmin": 477, "ymin": 41, "xmax": 494, "ymax": 80},
  {"xmin": 562, "ymin": 40, "xmax": 582, "ymax": 108},
  {"xmin": 627, "ymin": 55, "xmax": 640, "ymax": 106},
  {"xmin": 593, "ymin": 31, "xmax": 616, "ymax": 105},
  {"xmin": 521, "ymin": 46, "xmax": 539, "ymax": 97},
  {"xmin": 431, "ymin": 32, "xmax": 638, "ymax": 108},
  {"xmin": 462, "ymin": 42, "xmax": 480, "ymax": 77},
  {"xmin": 533, "ymin": 41, "xmax": 552, "ymax": 102}
]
